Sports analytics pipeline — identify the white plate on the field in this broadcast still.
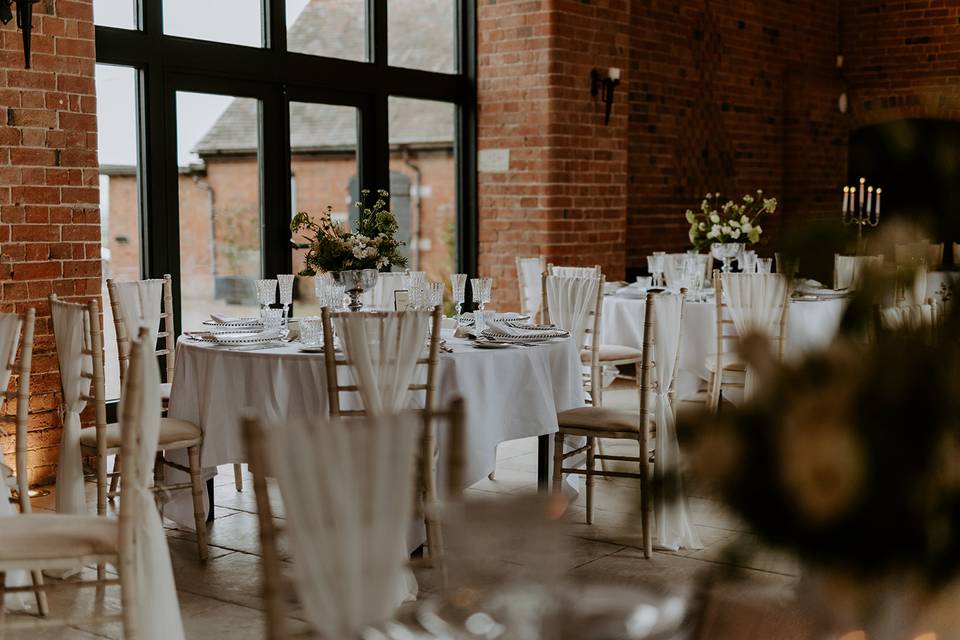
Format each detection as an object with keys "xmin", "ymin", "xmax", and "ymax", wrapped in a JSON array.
[
  {"xmin": 203, "ymin": 318, "xmax": 263, "ymax": 333},
  {"xmin": 482, "ymin": 328, "xmax": 567, "ymax": 341},
  {"xmin": 472, "ymin": 340, "xmax": 513, "ymax": 349},
  {"xmin": 298, "ymin": 345, "xmax": 324, "ymax": 353},
  {"xmin": 462, "ymin": 312, "xmax": 530, "ymax": 324},
  {"xmin": 213, "ymin": 332, "xmax": 279, "ymax": 346}
]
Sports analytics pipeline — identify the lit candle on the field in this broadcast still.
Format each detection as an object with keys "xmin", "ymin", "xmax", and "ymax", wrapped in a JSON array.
[
  {"xmin": 859, "ymin": 177, "xmax": 866, "ymax": 208},
  {"xmin": 843, "ymin": 186, "xmax": 849, "ymax": 212},
  {"xmin": 875, "ymin": 188, "xmax": 882, "ymax": 216},
  {"xmin": 867, "ymin": 186, "xmax": 873, "ymax": 214},
  {"xmin": 849, "ymin": 187, "xmax": 856, "ymax": 212}
]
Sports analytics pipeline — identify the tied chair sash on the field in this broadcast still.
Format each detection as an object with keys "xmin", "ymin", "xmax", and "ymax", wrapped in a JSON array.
[
  {"xmin": 650, "ymin": 293, "xmax": 703, "ymax": 551},
  {"xmin": 126, "ymin": 337, "xmax": 186, "ymax": 640},
  {"xmin": 332, "ymin": 311, "xmax": 430, "ymax": 414},
  {"xmin": 835, "ymin": 255, "xmax": 883, "ymax": 290},
  {"xmin": 270, "ymin": 413, "xmax": 421, "ymax": 639},
  {"xmin": 545, "ymin": 275, "xmax": 599, "ymax": 351},
  {"xmin": 721, "ymin": 274, "xmax": 787, "ymax": 401},
  {"xmin": 113, "ymin": 279, "xmax": 164, "ymax": 346},
  {"xmin": 50, "ymin": 301, "xmax": 91, "ymax": 515},
  {"xmin": 880, "ymin": 304, "xmax": 934, "ymax": 331},
  {"xmin": 518, "ymin": 257, "xmax": 545, "ymax": 318},
  {"xmin": 0, "ymin": 314, "xmax": 21, "ymax": 393}
]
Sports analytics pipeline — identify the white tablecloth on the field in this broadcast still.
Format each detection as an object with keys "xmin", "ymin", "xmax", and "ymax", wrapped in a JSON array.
[
  {"xmin": 165, "ymin": 333, "xmax": 585, "ymax": 528},
  {"xmin": 601, "ymin": 293, "xmax": 845, "ymax": 400}
]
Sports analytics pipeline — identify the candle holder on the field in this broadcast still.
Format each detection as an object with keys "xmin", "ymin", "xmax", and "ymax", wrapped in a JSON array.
[{"xmin": 842, "ymin": 177, "xmax": 882, "ymax": 254}]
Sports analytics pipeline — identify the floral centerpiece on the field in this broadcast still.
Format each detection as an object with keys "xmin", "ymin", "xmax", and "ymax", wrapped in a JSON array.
[
  {"xmin": 685, "ymin": 190, "xmax": 777, "ymax": 251},
  {"xmin": 290, "ymin": 188, "xmax": 408, "ymax": 276}
]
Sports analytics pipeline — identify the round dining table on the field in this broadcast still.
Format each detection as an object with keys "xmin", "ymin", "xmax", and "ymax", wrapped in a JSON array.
[
  {"xmin": 163, "ymin": 330, "xmax": 585, "ymax": 529},
  {"xmin": 601, "ymin": 290, "xmax": 847, "ymax": 400}
]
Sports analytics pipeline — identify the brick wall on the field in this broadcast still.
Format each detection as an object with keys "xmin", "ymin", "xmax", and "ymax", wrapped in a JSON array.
[
  {"xmin": 479, "ymin": 0, "xmax": 848, "ymax": 305},
  {"xmin": 842, "ymin": 1, "xmax": 960, "ymax": 128},
  {"xmin": 0, "ymin": 0, "xmax": 101, "ymax": 485}
]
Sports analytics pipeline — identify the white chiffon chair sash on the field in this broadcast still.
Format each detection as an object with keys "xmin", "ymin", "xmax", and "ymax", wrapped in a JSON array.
[
  {"xmin": 650, "ymin": 293, "xmax": 702, "ymax": 551},
  {"xmin": 721, "ymin": 273, "xmax": 787, "ymax": 400},
  {"xmin": 333, "ymin": 312, "xmax": 429, "ymax": 414},
  {"xmin": 113, "ymin": 279, "xmax": 164, "ymax": 345},
  {"xmin": 880, "ymin": 304, "xmax": 933, "ymax": 331},
  {"xmin": 270, "ymin": 413, "xmax": 420, "ymax": 639},
  {"xmin": 126, "ymin": 338, "xmax": 186, "ymax": 640},
  {"xmin": 835, "ymin": 255, "xmax": 883, "ymax": 290},
  {"xmin": 50, "ymin": 301, "xmax": 92, "ymax": 514},
  {"xmin": 545, "ymin": 275, "xmax": 600, "ymax": 350},
  {"xmin": 903, "ymin": 266, "xmax": 929, "ymax": 306},
  {"xmin": 518, "ymin": 257, "xmax": 545, "ymax": 318},
  {"xmin": 0, "ymin": 315, "xmax": 30, "ymax": 610}
]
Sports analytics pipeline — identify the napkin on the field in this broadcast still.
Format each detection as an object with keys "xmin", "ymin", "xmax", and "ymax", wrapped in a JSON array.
[
  {"xmin": 453, "ymin": 325, "xmax": 472, "ymax": 338},
  {"xmin": 210, "ymin": 313, "xmax": 243, "ymax": 324},
  {"xmin": 486, "ymin": 319, "xmax": 528, "ymax": 336}
]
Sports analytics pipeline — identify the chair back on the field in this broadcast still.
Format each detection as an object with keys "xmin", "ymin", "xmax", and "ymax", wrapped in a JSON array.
[
  {"xmin": 49, "ymin": 295, "xmax": 108, "ymax": 514},
  {"xmin": 877, "ymin": 301, "xmax": 937, "ymax": 340},
  {"xmin": 549, "ymin": 265, "xmax": 600, "ymax": 278},
  {"xmin": 243, "ymin": 398, "xmax": 467, "ymax": 640},
  {"xmin": 516, "ymin": 256, "xmax": 545, "ymax": 321},
  {"xmin": 895, "ymin": 241, "xmax": 943, "ymax": 269},
  {"xmin": 0, "ymin": 308, "xmax": 34, "ymax": 511},
  {"xmin": 321, "ymin": 307, "xmax": 442, "ymax": 417},
  {"xmin": 107, "ymin": 274, "xmax": 175, "ymax": 388},
  {"xmin": 834, "ymin": 254, "xmax": 883, "ymax": 290}
]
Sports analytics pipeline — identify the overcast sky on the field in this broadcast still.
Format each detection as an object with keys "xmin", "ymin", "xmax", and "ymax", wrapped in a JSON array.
[{"xmin": 95, "ymin": 0, "xmax": 310, "ymax": 167}]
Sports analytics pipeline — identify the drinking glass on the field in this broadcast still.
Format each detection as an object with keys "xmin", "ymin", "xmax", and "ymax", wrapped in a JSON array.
[
  {"xmin": 740, "ymin": 250, "xmax": 757, "ymax": 274},
  {"xmin": 647, "ymin": 253, "xmax": 666, "ymax": 287},
  {"xmin": 427, "ymin": 282, "xmax": 444, "ymax": 309},
  {"xmin": 328, "ymin": 284, "xmax": 346, "ymax": 309},
  {"xmin": 299, "ymin": 316, "xmax": 323, "ymax": 346},
  {"xmin": 474, "ymin": 310, "xmax": 494, "ymax": 333},
  {"xmin": 681, "ymin": 255, "xmax": 703, "ymax": 300},
  {"xmin": 757, "ymin": 257, "xmax": 773, "ymax": 274},
  {"xmin": 255, "ymin": 279, "xmax": 277, "ymax": 319},
  {"xmin": 451, "ymin": 273, "xmax": 467, "ymax": 324},
  {"xmin": 261, "ymin": 308, "xmax": 283, "ymax": 335},
  {"xmin": 471, "ymin": 277, "xmax": 493, "ymax": 311},
  {"xmin": 277, "ymin": 274, "xmax": 295, "ymax": 335}
]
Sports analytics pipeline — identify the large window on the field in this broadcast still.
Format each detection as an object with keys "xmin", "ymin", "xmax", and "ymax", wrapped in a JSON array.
[{"xmin": 94, "ymin": 0, "xmax": 476, "ymax": 335}]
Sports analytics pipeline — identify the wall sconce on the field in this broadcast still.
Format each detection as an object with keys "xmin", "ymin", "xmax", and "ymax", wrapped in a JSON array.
[
  {"xmin": 0, "ymin": 0, "xmax": 38, "ymax": 69},
  {"xmin": 591, "ymin": 67, "xmax": 621, "ymax": 125}
]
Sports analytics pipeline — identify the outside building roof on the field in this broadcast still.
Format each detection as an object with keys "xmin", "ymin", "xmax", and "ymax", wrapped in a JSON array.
[{"xmin": 194, "ymin": 0, "xmax": 456, "ymax": 157}]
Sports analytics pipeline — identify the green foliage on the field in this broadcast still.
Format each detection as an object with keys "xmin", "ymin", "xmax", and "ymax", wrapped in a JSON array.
[{"xmin": 290, "ymin": 189, "xmax": 408, "ymax": 276}]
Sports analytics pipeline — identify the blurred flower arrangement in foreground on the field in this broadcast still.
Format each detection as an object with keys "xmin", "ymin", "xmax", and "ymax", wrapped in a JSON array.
[{"xmin": 680, "ymin": 261, "xmax": 960, "ymax": 638}]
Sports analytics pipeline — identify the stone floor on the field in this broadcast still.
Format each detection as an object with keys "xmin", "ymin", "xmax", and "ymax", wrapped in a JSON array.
[{"xmin": 5, "ymin": 384, "xmax": 804, "ymax": 639}]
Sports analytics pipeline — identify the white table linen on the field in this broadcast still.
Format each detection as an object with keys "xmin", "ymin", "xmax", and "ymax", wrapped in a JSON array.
[
  {"xmin": 165, "ymin": 333, "xmax": 585, "ymax": 529},
  {"xmin": 602, "ymin": 293, "xmax": 845, "ymax": 400}
]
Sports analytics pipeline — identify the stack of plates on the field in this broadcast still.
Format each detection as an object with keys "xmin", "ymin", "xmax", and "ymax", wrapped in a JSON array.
[
  {"xmin": 202, "ymin": 318, "xmax": 263, "ymax": 334},
  {"xmin": 480, "ymin": 325, "xmax": 568, "ymax": 343},
  {"xmin": 212, "ymin": 331, "xmax": 280, "ymax": 346},
  {"xmin": 461, "ymin": 312, "xmax": 530, "ymax": 325}
]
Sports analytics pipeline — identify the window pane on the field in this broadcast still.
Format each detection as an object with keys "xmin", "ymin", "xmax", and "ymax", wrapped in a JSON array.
[
  {"xmin": 388, "ymin": 97, "xmax": 457, "ymax": 282},
  {"xmin": 94, "ymin": 0, "xmax": 136, "ymax": 29},
  {"xmin": 163, "ymin": 0, "xmax": 263, "ymax": 47},
  {"xmin": 96, "ymin": 64, "xmax": 141, "ymax": 400},
  {"xmin": 389, "ymin": 0, "xmax": 455, "ymax": 73},
  {"xmin": 289, "ymin": 102, "xmax": 359, "ymax": 315},
  {"xmin": 177, "ymin": 93, "xmax": 263, "ymax": 330},
  {"xmin": 287, "ymin": 0, "xmax": 367, "ymax": 61}
]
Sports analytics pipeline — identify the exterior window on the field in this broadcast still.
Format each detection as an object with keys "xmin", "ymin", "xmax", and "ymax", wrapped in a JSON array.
[
  {"xmin": 163, "ymin": 0, "xmax": 263, "ymax": 47},
  {"xmin": 287, "ymin": 0, "xmax": 367, "ymax": 61}
]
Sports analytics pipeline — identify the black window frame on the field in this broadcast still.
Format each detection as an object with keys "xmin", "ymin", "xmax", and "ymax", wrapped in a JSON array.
[{"xmin": 95, "ymin": 0, "xmax": 478, "ymax": 336}]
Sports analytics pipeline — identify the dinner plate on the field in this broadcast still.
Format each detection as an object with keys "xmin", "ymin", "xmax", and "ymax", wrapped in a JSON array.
[
  {"xmin": 213, "ymin": 332, "xmax": 279, "ymax": 346},
  {"xmin": 472, "ymin": 340, "xmax": 513, "ymax": 349},
  {"xmin": 298, "ymin": 345, "xmax": 324, "ymax": 353},
  {"xmin": 203, "ymin": 318, "xmax": 264, "ymax": 333},
  {"xmin": 482, "ymin": 327, "xmax": 567, "ymax": 341},
  {"xmin": 461, "ymin": 312, "xmax": 530, "ymax": 324}
]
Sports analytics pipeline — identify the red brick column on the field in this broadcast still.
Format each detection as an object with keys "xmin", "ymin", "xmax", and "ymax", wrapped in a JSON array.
[
  {"xmin": 0, "ymin": 0, "xmax": 101, "ymax": 485},
  {"xmin": 478, "ymin": 0, "xmax": 630, "ymax": 310}
]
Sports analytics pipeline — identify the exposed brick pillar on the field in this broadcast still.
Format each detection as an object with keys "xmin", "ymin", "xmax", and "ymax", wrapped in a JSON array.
[
  {"xmin": 0, "ymin": 0, "xmax": 101, "ymax": 485},
  {"xmin": 478, "ymin": 0, "xmax": 630, "ymax": 310}
]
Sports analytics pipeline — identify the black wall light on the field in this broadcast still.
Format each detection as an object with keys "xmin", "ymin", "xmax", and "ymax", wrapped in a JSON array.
[
  {"xmin": 590, "ymin": 67, "xmax": 621, "ymax": 125},
  {"xmin": 1, "ymin": 0, "xmax": 39, "ymax": 69}
]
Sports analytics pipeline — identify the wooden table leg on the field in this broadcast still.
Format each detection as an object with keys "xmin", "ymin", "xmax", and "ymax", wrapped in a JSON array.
[
  {"xmin": 206, "ymin": 477, "xmax": 215, "ymax": 522},
  {"xmin": 537, "ymin": 434, "xmax": 551, "ymax": 492}
]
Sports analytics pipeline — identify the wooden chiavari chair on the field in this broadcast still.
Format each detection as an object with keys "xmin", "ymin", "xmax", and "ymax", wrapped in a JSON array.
[
  {"xmin": 107, "ymin": 275, "xmax": 246, "ymax": 494},
  {"xmin": 705, "ymin": 272, "xmax": 789, "ymax": 412},
  {"xmin": 0, "ymin": 308, "xmax": 48, "ymax": 616},
  {"xmin": 0, "ymin": 328, "xmax": 162, "ymax": 637},
  {"xmin": 50, "ymin": 294, "xmax": 209, "ymax": 561},
  {"xmin": 242, "ymin": 398, "xmax": 466, "ymax": 640},
  {"xmin": 551, "ymin": 291, "xmax": 686, "ymax": 559},
  {"xmin": 320, "ymin": 306, "xmax": 444, "ymax": 558}
]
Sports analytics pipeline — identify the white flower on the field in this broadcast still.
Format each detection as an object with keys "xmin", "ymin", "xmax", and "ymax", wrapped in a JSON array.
[
  {"xmin": 742, "ymin": 222, "xmax": 753, "ymax": 233},
  {"xmin": 741, "ymin": 215, "xmax": 749, "ymax": 224},
  {"xmin": 699, "ymin": 222, "xmax": 706, "ymax": 231},
  {"xmin": 707, "ymin": 226, "xmax": 720, "ymax": 239},
  {"xmin": 709, "ymin": 213, "xmax": 720, "ymax": 223},
  {"xmin": 730, "ymin": 228, "xmax": 741, "ymax": 239},
  {"xmin": 721, "ymin": 225, "xmax": 731, "ymax": 235},
  {"xmin": 729, "ymin": 219, "xmax": 741, "ymax": 228}
]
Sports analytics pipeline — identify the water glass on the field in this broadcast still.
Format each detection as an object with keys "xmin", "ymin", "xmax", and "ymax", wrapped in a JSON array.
[
  {"xmin": 255, "ymin": 279, "xmax": 277, "ymax": 317},
  {"xmin": 757, "ymin": 257, "xmax": 773, "ymax": 274},
  {"xmin": 471, "ymin": 277, "xmax": 492, "ymax": 311},
  {"xmin": 277, "ymin": 274, "xmax": 295, "ymax": 334},
  {"xmin": 636, "ymin": 275, "xmax": 652, "ymax": 289},
  {"xmin": 451, "ymin": 273, "xmax": 467, "ymax": 323},
  {"xmin": 648, "ymin": 253, "xmax": 666, "ymax": 287},
  {"xmin": 261, "ymin": 308, "xmax": 283, "ymax": 335},
  {"xmin": 299, "ymin": 316, "xmax": 323, "ymax": 347},
  {"xmin": 740, "ymin": 250, "xmax": 757, "ymax": 274},
  {"xmin": 474, "ymin": 309, "xmax": 495, "ymax": 333},
  {"xmin": 406, "ymin": 271, "xmax": 426, "ymax": 288},
  {"xmin": 427, "ymin": 282, "xmax": 444, "ymax": 309}
]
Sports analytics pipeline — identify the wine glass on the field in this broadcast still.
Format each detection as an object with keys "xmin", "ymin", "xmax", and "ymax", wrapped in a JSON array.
[
  {"xmin": 255, "ymin": 279, "xmax": 277, "ymax": 320},
  {"xmin": 647, "ymin": 254, "xmax": 665, "ymax": 287},
  {"xmin": 471, "ymin": 277, "xmax": 493, "ymax": 312},
  {"xmin": 451, "ymin": 273, "xmax": 467, "ymax": 324},
  {"xmin": 427, "ymin": 282, "xmax": 443, "ymax": 309},
  {"xmin": 740, "ymin": 250, "xmax": 757, "ymax": 274},
  {"xmin": 757, "ymin": 257, "xmax": 773, "ymax": 274},
  {"xmin": 277, "ymin": 274, "xmax": 295, "ymax": 336}
]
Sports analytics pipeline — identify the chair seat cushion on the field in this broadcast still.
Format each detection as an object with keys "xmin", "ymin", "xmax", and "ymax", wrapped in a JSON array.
[
  {"xmin": 704, "ymin": 352, "xmax": 746, "ymax": 373},
  {"xmin": 557, "ymin": 406, "xmax": 639, "ymax": 433},
  {"xmin": 0, "ymin": 514, "xmax": 118, "ymax": 564},
  {"xmin": 80, "ymin": 417, "xmax": 201, "ymax": 450},
  {"xmin": 159, "ymin": 382, "xmax": 172, "ymax": 400},
  {"xmin": 581, "ymin": 344, "xmax": 643, "ymax": 363}
]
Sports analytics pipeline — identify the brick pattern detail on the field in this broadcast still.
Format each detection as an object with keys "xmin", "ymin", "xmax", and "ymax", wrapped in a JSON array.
[
  {"xmin": 843, "ymin": 1, "xmax": 960, "ymax": 128},
  {"xmin": 0, "ymin": 0, "xmax": 101, "ymax": 485}
]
